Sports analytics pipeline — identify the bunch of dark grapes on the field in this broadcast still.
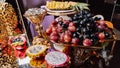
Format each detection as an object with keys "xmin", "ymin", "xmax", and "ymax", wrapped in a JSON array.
[{"xmin": 46, "ymin": 9, "xmax": 112, "ymax": 46}]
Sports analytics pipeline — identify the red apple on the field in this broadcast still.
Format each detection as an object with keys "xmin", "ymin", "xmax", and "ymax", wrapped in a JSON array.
[
  {"xmin": 57, "ymin": 24, "xmax": 61, "ymax": 28},
  {"xmin": 68, "ymin": 26, "xmax": 76, "ymax": 32},
  {"xmin": 98, "ymin": 33, "xmax": 105, "ymax": 39},
  {"xmin": 52, "ymin": 20, "xmax": 57, "ymax": 25},
  {"xmin": 64, "ymin": 34, "xmax": 72, "ymax": 43},
  {"xmin": 97, "ymin": 20, "xmax": 105, "ymax": 25},
  {"xmin": 72, "ymin": 38, "xmax": 80, "ymax": 45},
  {"xmin": 57, "ymin": 24, "xmax": 63, "ymax": 33},
  {"xmin": 52, "ymin": 27, "xmax": 58, "ymax": 32},
  {"xmin": 83, "ymin": 39, "xmax": 92, "ymax": 46},
  {"xmin": 65, "ymin": 30, "xmax": 72, "ymax": 36},
  {"xmin": 99, "ymin": 39, "xmax": 105, "ymax": 42},
  {"xmin": 57, "ymin": 27, "xmax": 63, "ymax": 33},
  {"xmin": 50, "ymin": 32, "xmax": 58, "ymax": 36},
  {"xmin": 46, "ymin": 27, "xmax": 52, "ymax": 35},
  {"xmin": 69, "ymin": 22, "xmax": 75, "ymax": 26},
  {"xmin": 50, "ymin": 35, "xmax": 59, "ymax": 42},
  {"xmin": 97, "ymin": 25, "xmax": 105, "ymax": 30},
  {"xmin": 59, "ymin": 33, "xmax": 65, "ymax": 42}
]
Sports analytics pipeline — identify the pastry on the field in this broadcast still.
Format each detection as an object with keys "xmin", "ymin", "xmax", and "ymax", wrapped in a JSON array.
[
  {"xmin": 0, "ymin": 1, "xmax": 18, "ymax": 36},
  {"xmin": 32, "ymin": 36, "xmax": 50, "ymax": 47}
]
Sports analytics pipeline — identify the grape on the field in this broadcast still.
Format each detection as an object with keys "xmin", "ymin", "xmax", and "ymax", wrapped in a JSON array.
[
  {"xmin": 82, "ymin": 9, "xmax": 90, "ymax": 15},
  {"xmin": 79, "ymin": 34, "xmax": 83, "ymax": 40},
  {"xmin": 83, "ymin": 15, "xmax": 87, "ymax": 18},
  {"xmin": 90, "ymin": 33, "xmax": 95, "ymax": 38},
  {"xmin": 76, "ymin": 28, "xmax": 81, "ymax": 32},
  {"xmin": 87, "ymin": 13, "xmax": 93, "ymax": 18},
  {"xmin": 86, "ymin": 23, "xmax": 91, "ymax": 27},
  {"xmin": 84, "ymin": 34, "xmax": 90, "ymax": 39},
  {"xmin": 72, "ymin": 16, "xmax": 79, "ymax": 21},
  {"xmin": 58, "ymin": 21, "xmax": 63, "ymax": 26},
  {"xmin": 62, "ymin": 24, "xmax": 68, "ymax": 28},
  {"xmin": 82, "ymin": 28, "xmax": 87, "ymax": 33},
  {"xmin": 104, "ymin": 32, "xmax": 110, "ymax": 38},
  {"xmin": 73, "ymin": 32, "xmax": 79, "ymax": 38},
  {"xmin": 74, "ymin": 21, "xmax": 80, "ymax": 26},
  {"xmin": 46, "ymin": 9, "xmax": 113, "ymax": 47}
]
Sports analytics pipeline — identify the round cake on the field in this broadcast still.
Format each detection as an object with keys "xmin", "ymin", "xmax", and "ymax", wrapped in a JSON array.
[
  {"xmin": 26, "ymin": 45, "xmax": 47, "ymax": 58},
  {"xmin": 45, "ymin": 51, "xmax": 69, "ymax": 67}
]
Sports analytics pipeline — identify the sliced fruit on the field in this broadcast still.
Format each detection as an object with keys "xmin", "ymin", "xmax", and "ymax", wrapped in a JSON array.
[
  {"xmin": 105, "ymin": 21, "xmax": 113, "ymax": 29},
  {"xmin": 26, "ymin": 45, "xmax": 47, "ymax": 58}
]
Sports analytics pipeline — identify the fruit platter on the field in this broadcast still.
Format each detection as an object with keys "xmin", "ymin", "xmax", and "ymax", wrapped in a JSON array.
[
  {"xmin": 44, "ymin": 4, "xmax": 117, "ymax": 66},
  {"xmin": 23, "ymin": 1, "xmax": 118, "ymax": 67},
  {"xmin": 45, "ymin": 1, "xmax": 89, "ymax": 16},
  {"xmin": 46, "ymin": 9, "xmax": 117, "ymax": 49}
]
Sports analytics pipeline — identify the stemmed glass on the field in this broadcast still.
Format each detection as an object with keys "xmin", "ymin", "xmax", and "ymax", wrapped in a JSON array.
[{"xmin": 24, "ymin": 8, "xmax": 47, "ymax": 38}]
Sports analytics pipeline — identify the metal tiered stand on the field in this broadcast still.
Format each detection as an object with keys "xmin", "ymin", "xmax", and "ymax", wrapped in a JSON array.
[
  {"xmin": 15, "ymin": 0, "xmax": 118, "ymax": 67},
  {"xmin": 46, "ymin": 8, "xmax": 118, "ymax": 68}
]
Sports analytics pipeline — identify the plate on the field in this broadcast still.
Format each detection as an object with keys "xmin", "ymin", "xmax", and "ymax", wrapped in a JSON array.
[{"xmin": 44, "ymin": 6, "xmax": 75, "ymax": 13}]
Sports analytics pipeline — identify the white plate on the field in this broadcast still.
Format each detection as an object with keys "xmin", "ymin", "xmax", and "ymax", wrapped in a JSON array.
[{"xmin": 44, "ymin": 6, "xmax": 75, "ymax": 13}]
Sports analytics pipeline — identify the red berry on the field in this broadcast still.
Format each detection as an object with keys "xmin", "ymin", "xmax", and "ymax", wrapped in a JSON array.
[
  {"xmin": 83, "ymin": 39, "xmax": 92, "ymax": 46},
  {"xmin": 97, "ymin": 25, "xmax": 105, "ymax": 30},
  {"xmin": 65, "ymin": 30, "xmax": 72, "ymax": 36},
  {"xmin": 64, "ymin": 34, "xmax": 72, "ymax": 43},
  {"xmin": 50, "ymin": 35, "xmax": 59, "ymax": 42},
  {"xmin": 50, "ymin": 32, "xmax": 58, "ymax": 36},
  {"xmin": 52, "ymin": 27, "xmax": 58, "ymax": 32},
  {"xmin": 97, "ymin": 20, "xmax": 105, "ymax": 25},
  {"xmin": 68, "ymin": 26, "xmax": 76, "ymax": 32},
  {"xmin": 59, "ymin": 33, "xmax": 64, "ymax": 42},
  {"xmin": 72, "ymin": 38, "xmax": 79, "ymax": 45},
  {"xmin": 69, "ymin": 22, "xmax": 75, "ymax": 26},
  {"xmin": 57, "ymin": 27, "xmax": 63, "ymax": 33},
  {"xmin": 57, "ymin": 24, "xmax": 63, "ymax": 32},
  {"xmin": 52, "ymin": 20, "xmax": 57, "ymax": 25},
  {"xmin": 98, "ymin": 33, "xmax": 105, "ymax": 39},
  {"xmin": 46, "ymin": 27, "xmax": 52, "ymax": 35}
]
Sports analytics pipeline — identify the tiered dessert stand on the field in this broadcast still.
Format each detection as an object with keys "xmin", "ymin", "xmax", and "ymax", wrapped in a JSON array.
[{"xmin": 45, "ymin": 6, "xmax": 118, "ymax": 68}]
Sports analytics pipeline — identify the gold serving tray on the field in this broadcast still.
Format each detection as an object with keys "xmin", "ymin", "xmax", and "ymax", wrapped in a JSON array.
[
  {"xmin": 44, "ymin": 6, "xmax": 77, "ymax": 16},
  {"xmin": 51, "ymin": 30, "xmax": 117, "ymax": 50}
]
